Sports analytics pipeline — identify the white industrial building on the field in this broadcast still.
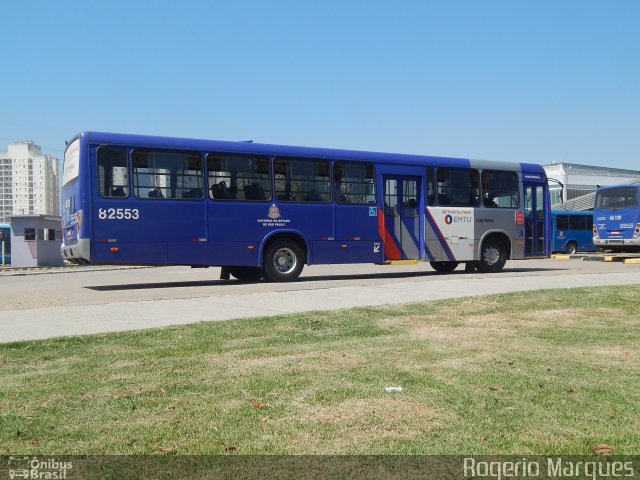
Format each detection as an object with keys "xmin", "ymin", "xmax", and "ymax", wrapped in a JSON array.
[
  {"xmin": 543, "ymin": 162, "xmax": 640, "ymax": 210},
  {"xmin": 0, "ymin": 141, "xmax": 59, "ymax": 223}
]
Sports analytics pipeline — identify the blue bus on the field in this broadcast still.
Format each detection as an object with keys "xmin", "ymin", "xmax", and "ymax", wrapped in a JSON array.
[
  {"xmin": 60, "ymin": 132, "xmax": 550, "ymax": 281},
  {"xmin": 593, "ymin": 185, "xmax": 640, "ymax": 252},
  {"xmin": 550, "ymin": 210, "xmax": 596, "ymax": 254},
  {"xmin": 0, "ymin": 223, "xmax": 11, "ymax": 265}
]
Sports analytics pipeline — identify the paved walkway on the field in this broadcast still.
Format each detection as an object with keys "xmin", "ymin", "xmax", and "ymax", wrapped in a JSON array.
[{"xmin": 1, "ymin": 269, "xmax": 639, "ymax": 343}]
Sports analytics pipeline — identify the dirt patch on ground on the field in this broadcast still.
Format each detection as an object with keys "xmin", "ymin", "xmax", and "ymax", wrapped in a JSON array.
[
  {"xmin": 555, "ymin": 345, "xmax": 638, "ymax": 367},
  {"xmin": 285, "ymin": 397, "xmax": 451, "ymax": 452}
]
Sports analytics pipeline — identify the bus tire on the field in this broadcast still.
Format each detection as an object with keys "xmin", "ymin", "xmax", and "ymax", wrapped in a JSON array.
[
  {"xmin": 228, "ymin": 266, "xmax": 263, "ymax": 282},
  {"xmin": 477, "ymin": 239, "xmax": 507, "ymax": 273},
  {"xmin": 565, "ymin": 241, "xmax": 578, "ymax": 255},
  {"xmin": 430, "ymin": 261, "xmax": 459, "ymax": 273},
  {"xmin": 263, "ymin": 239, "xmax": 305, "ymax": 282}
]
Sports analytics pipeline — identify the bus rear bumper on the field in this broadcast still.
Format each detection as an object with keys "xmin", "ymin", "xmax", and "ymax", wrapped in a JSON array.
[
  {"xmin": 61, "ymin": 238, "xmax": 91, "ymax": 264},
  {"xmin": 594, "ymin": 238, "xmax": 640, "ymax": 247}
]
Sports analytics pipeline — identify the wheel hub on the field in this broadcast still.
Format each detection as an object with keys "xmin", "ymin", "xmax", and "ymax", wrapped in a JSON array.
[
  {"xmin": 483, "ymin": 246, "xmax": 500, "ymax": 265},
  {"xmin": 273, "ymin": 248, "xmax": 296, "ymax": 274}
]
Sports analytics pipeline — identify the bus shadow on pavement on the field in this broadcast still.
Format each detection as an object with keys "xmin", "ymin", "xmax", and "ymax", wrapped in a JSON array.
[
  {"xmin": 85, "ymin": 267, "xmax": 562, "ymax": 291},
  {"xmin": 86, "ymin": 280, "xmax": 228, "ymax": 291},
  {"xmin": 298, "ymin": 267, "xmax": 561, "ymax": 283}
]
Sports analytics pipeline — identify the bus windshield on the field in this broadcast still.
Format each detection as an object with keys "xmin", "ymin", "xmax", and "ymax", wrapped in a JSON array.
[{"xmin": 595, "ymin": 187, "xmax": 639, "ymax": 210}]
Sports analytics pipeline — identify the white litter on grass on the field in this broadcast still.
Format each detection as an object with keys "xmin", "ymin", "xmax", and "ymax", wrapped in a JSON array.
[{"xmin": 384, "ymin": 386, "xmax": 403, "ymax": 393}]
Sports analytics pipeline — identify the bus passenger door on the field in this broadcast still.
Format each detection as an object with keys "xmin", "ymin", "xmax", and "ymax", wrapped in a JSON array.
[
  {"xmin": 383, "ymin": 176, "xmax": 421, "ymax": 260},
  {"xmin": 524, "ymin": 183, "xmax": 548, "ymax": 257}
]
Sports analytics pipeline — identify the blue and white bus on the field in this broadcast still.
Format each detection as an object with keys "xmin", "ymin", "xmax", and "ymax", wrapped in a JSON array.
[
  {"xmin": 593, "ymin": 185, "xmax": 640, "ymax": 252},
  {"xmin": 0, "ymin": 223, "xmax": 10, "ymax": 265},
  {"xmin": 60, "ymin": 132, "xmax": 550, "ymax": 281},
  {"xmin": 551, "ymin": 210, "xmax": 596, "ymax": 254}
]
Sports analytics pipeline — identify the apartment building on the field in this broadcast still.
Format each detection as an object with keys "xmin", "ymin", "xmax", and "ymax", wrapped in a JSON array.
[{"xmin": 0, "ymin": 141, "xmax": 59, "ymax": 223}]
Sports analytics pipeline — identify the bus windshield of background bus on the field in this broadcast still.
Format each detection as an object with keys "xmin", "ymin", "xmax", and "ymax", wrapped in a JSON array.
[{"xmin": 595, "ymin": 187, "xmax": 639, "ymax": 210}]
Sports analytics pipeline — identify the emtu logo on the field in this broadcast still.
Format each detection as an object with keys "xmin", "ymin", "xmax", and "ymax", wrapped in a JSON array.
[{"xmin": 444, "ymin": 215, "xmax": 453, "ymax": 224}]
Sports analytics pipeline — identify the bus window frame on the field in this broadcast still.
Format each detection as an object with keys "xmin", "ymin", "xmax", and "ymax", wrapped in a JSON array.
[
  {"xmin": 480, "ymin": 169, "xmax": 520, "ymax": 209},
  {"xmin": 273, "ymin": 156, "xmax": 332, "ymax": 204},
  {"xmin": 333, "ymin": 161, "xmax": 377, "ymax": 205},
  {"xmin": 131, "ymin": 148, "xmax": 205, "ymax": 201},
  {"xmin": 206, "ymin": 153, "xmax": 272, "ymax": 202},
  {"xmin": 595, "ymin": 186, "xmax": 640, "ymax": 210},
  {"xmin": 97, "ymin": 145, "xmax": 131, "ymax": 199},
  {"xmin": 435, "ymin": 166, "xmax": 481, "ymax": 207}
]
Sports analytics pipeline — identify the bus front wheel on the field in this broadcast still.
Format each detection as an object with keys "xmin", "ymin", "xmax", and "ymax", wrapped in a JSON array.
[
  {"xmin": 263, "ymin": 239, "xmax": 305, "ymax": 282},
  {"xmin": 430, "ymin": 261, "xmax": 459, "ymax": 273},
  {"xmin": 477, "ymin": 240, "xmax": 507, "ymax": 273}
]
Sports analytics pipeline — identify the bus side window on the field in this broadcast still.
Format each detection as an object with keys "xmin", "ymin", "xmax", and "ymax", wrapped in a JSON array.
[
  {"xmin": 97, "ymin": 147, "xmax": 129, "ymax": 198},
  {"xmin": 570, "ymin": 215, "xmax": 589, "ymax": 230},
  {"xmin": 132, "ymin": 149, "xmax": 202, "ymax": 200},
  {"xmin": 556, "ymin": 215, "xmax": 569, "ymax": 230},
  {"xmin": 334, "ymin": 162, "xmax": 376, "ymax": 204},
  {"xmin": 207, "ymin": 154, "xmax": 271, "ymax": 202},
  {"xmin": 274, "ymin": 157, "xmax": 330, "ymax": 203},
  {"xmin": 436, "ymin": 167, "xmax": 479, "ymax": 206},
  {"xmin": 480, "ymin": 170, "xmax": 519, "ymax": 208}
]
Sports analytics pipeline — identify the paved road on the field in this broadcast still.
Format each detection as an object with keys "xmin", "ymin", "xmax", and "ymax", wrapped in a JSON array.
[{"xmin": 1, "ymin": 258, "xmax": 639, "ymax": 343}]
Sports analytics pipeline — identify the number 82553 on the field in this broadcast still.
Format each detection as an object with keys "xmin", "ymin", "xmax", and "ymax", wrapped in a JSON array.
[{"xmin": 98, "ymin": 208, "xmax": 140, "ymax": 220}]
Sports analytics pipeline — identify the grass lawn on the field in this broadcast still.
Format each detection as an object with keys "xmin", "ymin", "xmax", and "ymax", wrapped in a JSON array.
[{"xmin": 1, "ymin": 286, "xmax": 639, "ymax": 455}]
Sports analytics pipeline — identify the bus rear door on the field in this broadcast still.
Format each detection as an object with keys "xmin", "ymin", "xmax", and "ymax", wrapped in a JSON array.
[{"xmin": 382, "ymin": 175, "xmax": 422, "ymax": 261}]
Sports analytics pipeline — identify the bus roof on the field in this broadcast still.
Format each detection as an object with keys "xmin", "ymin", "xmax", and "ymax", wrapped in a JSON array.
[
  {"xmin": 550, "ymin": 210, "xmax": 593, "ymax": 215},
  {"xmin": 68, "ymin": 131, "xmax": 546, "ymax": 175},
  {"xmin": 596, "ymin": 184, "xmax": 640, "ymax": 191}
]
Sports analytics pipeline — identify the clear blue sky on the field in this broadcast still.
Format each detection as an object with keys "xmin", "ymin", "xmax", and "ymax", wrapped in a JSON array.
[{"xmin": 2, "ymin": 0, "xmax": 639, "ymax": 170}]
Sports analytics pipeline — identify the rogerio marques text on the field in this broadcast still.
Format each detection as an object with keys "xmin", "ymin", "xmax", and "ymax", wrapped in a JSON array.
[{"xmin": 463, "ymin": 457, "xmax": 636, "ymax": 480}]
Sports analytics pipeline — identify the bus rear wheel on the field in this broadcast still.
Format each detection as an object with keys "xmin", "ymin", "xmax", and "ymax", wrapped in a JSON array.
[
  {"xmin": 430, "ymin": 261, "xmax": 459, "ymax": 273},
  {"xmin": 263, "ymin": 239, "xmax": 305, "ymax": 282},
  {"xmin": 477, "ymin": 240, "xmax": 507, "ymax": 273},
  {"xmin": 565, "ymin": 241, "xmax": 578, "ymax": 255},
  {"xmin": 228, "ymin": 266, "xmax": 263, "ymax": 282}
]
